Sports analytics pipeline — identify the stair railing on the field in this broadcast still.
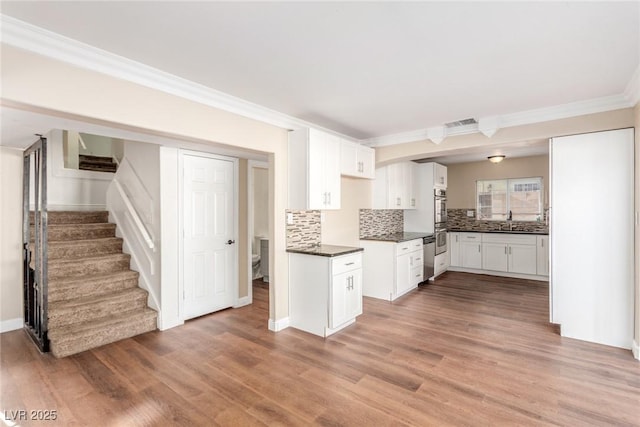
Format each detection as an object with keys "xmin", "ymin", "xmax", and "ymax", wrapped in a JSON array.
[{"xmin": 23, "ymin": 136, "xmax": 49, "ymax": 352}]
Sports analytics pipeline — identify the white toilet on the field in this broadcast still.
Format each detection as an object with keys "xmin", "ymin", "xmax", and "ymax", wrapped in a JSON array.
[{"xmin": 252, "ymin": 253, "xmax": 261, "ymax": 279}]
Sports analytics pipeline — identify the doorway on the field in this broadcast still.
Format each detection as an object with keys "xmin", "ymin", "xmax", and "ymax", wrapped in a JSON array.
[
  {"xmin": 248, "ymin": 160, "xmax": 269, "ymax": 313},
  {"xmin": 180, "ymin": 151, "xmax": 238, "ymax": 320}
]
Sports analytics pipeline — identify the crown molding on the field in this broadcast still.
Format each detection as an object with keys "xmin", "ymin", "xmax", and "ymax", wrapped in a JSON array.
[
  {"xmin": 364, "ymin": 92, "xmax": 634, "ymax": 147},
  {"xmin": 1, "ymin": 15, "xmax": 636, "ymax": 148},
  {"xmin": 623, "ymin": 64, "xmax": 640, "ymax": 107},
  {"xmin": 0, "ymin": 15, "xmax": 360, "ymax": 142}
]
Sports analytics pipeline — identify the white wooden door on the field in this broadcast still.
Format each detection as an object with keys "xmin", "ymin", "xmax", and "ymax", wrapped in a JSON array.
[{"xmin": 183, "ymin": 154, "xmax": 236, "ymax": 320}]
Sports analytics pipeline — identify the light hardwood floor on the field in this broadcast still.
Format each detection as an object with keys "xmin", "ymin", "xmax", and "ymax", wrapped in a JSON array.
[{"xmin": 1, "ymin": 272, "xmax": 639, "ymax": 426}]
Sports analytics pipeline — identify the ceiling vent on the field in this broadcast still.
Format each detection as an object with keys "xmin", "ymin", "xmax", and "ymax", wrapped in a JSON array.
[{"xmin": 445, "ymin": 118, "xmax": 477, "ymax": 128}]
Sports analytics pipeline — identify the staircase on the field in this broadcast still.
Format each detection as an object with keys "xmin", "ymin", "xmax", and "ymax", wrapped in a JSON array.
[
  {"xmin": 79, "ymin": 154, "xmax": 118, "ymax": 173},
  {"xmin": 36, "ymin": 211, "xmax": 157, "ymax": 358}
]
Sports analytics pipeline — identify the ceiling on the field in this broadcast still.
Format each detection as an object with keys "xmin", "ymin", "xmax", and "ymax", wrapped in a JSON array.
[{"xmin": 1, "ymin": 2, "xmax": 639, "ymax": 162}]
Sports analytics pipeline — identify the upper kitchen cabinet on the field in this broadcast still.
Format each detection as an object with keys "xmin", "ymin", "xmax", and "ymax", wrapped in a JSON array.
[
  {"xmin": 289, "ymin": 128, "xmax": 341, "ymax": 210},
  {"xmin": 372, "ymin": 161, "xmax": 417, "ymax": 209},
  {"xmin": 434, "ymin": 163, "xmax": 447, "ymax": 188},
  {"xmin": 340, "ymin": 140, "xmax": 375, "ymax": 179},
  {"xmin": 418, "ymin": 162, "xmax": 447, "ymax": 189}
]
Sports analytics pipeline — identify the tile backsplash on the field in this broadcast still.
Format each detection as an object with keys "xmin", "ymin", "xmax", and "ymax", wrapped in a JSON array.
[
  {"xmin": 447, "ymin": 208, "xmax": 549, "ymax": 233},
  {"xmin": 286, "ymin": 210, "xmax": 321, "ymax": 249},
  {"xmin": 359, "ymin": 209, "xmax": 404, "ymax": 238}
]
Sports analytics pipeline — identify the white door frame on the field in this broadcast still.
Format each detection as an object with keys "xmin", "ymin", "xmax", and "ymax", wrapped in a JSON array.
[
  {"xmin": 247, "ymin": 160, "xmax": 269, "ymax": 305},
  {"xmin": 178, "ymin": 149, "xmax": 239, "ymax": 321}
]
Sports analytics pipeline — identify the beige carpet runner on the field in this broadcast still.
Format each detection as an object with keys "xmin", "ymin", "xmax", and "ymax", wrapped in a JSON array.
[{"xmin": 34, "ymin": 211, "xmax": 157, "ymax": 357}]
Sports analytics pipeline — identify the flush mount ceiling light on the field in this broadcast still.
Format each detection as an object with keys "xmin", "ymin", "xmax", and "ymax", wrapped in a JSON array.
[{"xmin": 488, "ymin": 155, "xmax": 506, "ymax": 163}]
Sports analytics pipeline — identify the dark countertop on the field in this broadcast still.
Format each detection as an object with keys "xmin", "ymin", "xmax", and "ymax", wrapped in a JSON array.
[
  {"xmin": 287, "ymin": 244, "xmax": 364, "ymax": 257},
  {"xmin": 447, "ymin": 228, "xmax": 549, "ymax": 235},
  {"xmin": 360, "ymin": 231, "xmax": 433, "ymax": 243}
]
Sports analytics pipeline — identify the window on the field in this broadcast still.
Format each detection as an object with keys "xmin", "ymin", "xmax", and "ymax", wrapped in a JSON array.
[{"xmin": 476, "ymin": 177, "xmax": 543, "ymax": 221}]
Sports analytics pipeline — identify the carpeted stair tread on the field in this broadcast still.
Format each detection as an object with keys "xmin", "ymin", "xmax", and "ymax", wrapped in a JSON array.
[
  {"xmin": 49, "ymin": 308, "xmax": 157, "ymax": 358},
  {"xmin": 48, "ymin": 287, "xmax": 148, "ymax": 329},
  {"xmin": 38, "ymin": 223, "xmax": 116, "ymax": 241},
  {"xmin": 30, "ymin": 210, "xmax": 109, "ymax": 225},
  {"xmin": 46, "ymin": 253, "xmax": 130, "ymax": 280},
  {"xmin": 47, "ymin": 237, "xmax": 123, "ymax": 260},
  {"xmin": 48, "ymin": 270, "xmax": 139, "ymax": 302}
]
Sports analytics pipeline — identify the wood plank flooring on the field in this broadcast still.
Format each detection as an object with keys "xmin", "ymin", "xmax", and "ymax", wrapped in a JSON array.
[{"xmin": 2, "ymin": 272, "xmax": 639, "ymax": 426}]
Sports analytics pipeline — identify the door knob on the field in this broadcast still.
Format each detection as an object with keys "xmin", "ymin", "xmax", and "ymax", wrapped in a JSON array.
[{"xmin": 227, "ymin": 239, "xmax": 235, "ymax": 245}]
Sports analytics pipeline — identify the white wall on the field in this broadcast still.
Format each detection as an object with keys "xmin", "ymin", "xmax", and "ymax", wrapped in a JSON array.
[
  {"xmin": 106, "ymin": 140, "xmax": 162, "ymax": 324},
  {"xmin": 0, "ymin": 147, "xmax": 24, "ymax": 331},
  {"xmin": 47, "ymin": 129, "xmax": 112, "ymax": 210},
  {"xmin": 551, "ymin": 129, "xmax": 634, "ymax": 349},
  {"xmin": 2, "ymin": 45, "xmax": 290, "ymax": 327},
  {"xmin": 253, "ymin": 167, "xmax": 269, "ymax": 253},
  {"xmin": 322, "ymin": 177, "xmax": 373, "ymax": 246}
]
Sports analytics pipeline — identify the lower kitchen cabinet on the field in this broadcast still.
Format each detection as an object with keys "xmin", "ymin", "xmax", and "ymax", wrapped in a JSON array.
[
  {"xmin": 449, "ymin": 232, "xmax": 461, "ymax": 267},
  {"xmin": 460, "ymin": 233, "xmax": 482, "ymax": 269},
  {"xmin": 449, "ymin": 232, "xmax": 547, "ymax": 279},
  {"xmin": 536, "ymin": 235, "xmax": 549, "ymax": 276},
  {"xmin": 289, "ymin": 252, "xmax": 363, "ymax": 337},
  {"xmin": 482, "ymin": 234, "xmax": 537, "ymax": 275},
  {"xmin": 360, "ymin": 238, "xmax": 423, "ymax": 301}
]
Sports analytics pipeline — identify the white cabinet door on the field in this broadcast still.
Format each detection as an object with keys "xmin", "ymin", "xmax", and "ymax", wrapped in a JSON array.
[
  {"xmin": 307, "ymin": 129, "xmax": 326, "ymax": 209},
  {"xmin": 395, "ymin": 252, "xmax": 412, "ymax": 296},
  {"xmin": 330, "ymin": 269, "xmax": 362, "ymax": 328},
  {"xmin": 434, "ymin": 163, "xmax": 447, "ymax": 188},
  {"xmin": 482, "ymin": 242, "xmax": 508, "ymax": 272},
  {"xmin": 508, "ymin": 244, "xmax": 538, "ymax": 275},
  {"xmin": 340, "ymin": 141, "xmax": 375, "ymax": 179},
  {"xmin": 386, "ymin": 163, "xmax": 404, "ymax": 209},
  {"xmin": 536, "ymin": 236, "xmax": 549, "ymax": 276},
  {"xmin": 449, "ymin": 233, "xmax": 461, "ymax": 267},
  {"xmin": 340, "ymin": 140, "xmax": 358, "ymax": 177},
  {"xmin": 358, "ymin": 146, "xmax": 375, "ymax": 179},
  {"xmin": 324, "ymin": 134, "xmax": 341, "ymax": 209},
  {"xmin": 461, "ymin": 242, "xmax": 482, "ymax": 269},
  {"xmin": 289, "ymin": 128, "xmax": 341, "ymax": 210},
  {"xmin": 375, "ymin": 162, "xmax": 416, "ymax": 209}
]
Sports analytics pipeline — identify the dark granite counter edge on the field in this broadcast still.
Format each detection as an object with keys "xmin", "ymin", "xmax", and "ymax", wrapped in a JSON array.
[
  {"xmin": 360, "ymin": 233, "xmax": 432, "ymax": 243},
  {"xmin": 448, "ymin": 229, "xmax": 549, "ymax": 235},
  {"xmin": 286, "ymin": 247, "xmax": 364, "ymax": 257}
]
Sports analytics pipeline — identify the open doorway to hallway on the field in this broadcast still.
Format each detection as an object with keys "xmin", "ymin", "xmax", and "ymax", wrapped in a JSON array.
[{"xmin": 248, "ymin": 161, "xmax": 269, "ymax": 320}]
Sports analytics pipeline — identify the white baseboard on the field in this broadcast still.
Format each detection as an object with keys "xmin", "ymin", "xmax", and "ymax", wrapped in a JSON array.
[
  {"xmin": 0, "ymin": 318, "xmax": 23, "ymax": 333},
  {"xmin": 446, "ymin": 266, "xmax": 549, "ymax": 282},
  {"xmin": 268, "ymin": 317, "xmax": 290, "ymax": 332},
  {"xmin": 633, "ymin": 339, "xmax": 639, "ymax": 360},
  {"xmin": 234, "ymin": 296, "xmax": 252, "ymax": 308}
]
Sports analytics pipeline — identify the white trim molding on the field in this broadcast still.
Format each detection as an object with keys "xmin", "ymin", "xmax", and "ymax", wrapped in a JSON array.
[
  {"xmin": 268, "ymin": 317, "xmax": 290, "ymax": 332},
  {"xmin": 234, "ymin": 296, "xmax": 252, "ymax": 308},
  {"xmin": 0, "ymin": 15, "xmax": 358, "ymax": 143},
  {"xmin": 633, "ymin": 339, "xmax": 639, "ymax": 360},
  {"xmin": 1, "ymin": 14, "xmax": 636, "ymax": 149},
  {"xmin": 364, "ymin": 93, "xmax": 635, "ymax": 147},
  {"xmin": 0, "ymin": 318, "xmax": 24, "ymax": 333},
  {"xmin": 624, "ymin": 64, "xmax": 640, "ymax": 107}
]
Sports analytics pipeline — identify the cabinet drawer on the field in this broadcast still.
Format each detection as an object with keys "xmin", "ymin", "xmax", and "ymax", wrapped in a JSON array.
[
  {"xmin": 396, "ymin": 239, "xmax": 422, "ymax": 256},
  {"xmin": 482, "ymin": 233, "xmax": 537, "ymax": 245},
  {"xmin": 460, "ymin": 233, "xmax": 481, "ymax": 242},
  {"xmin": 434, "ymin": 252, "xmax": 448, "ymax": 275},
  {"xmin": 410, "ymin": 265, "xmax": 423, "ymax": 285},
  {"xmin": 332, "ymin": 253, "xmax": 362, "ymax": 276}
]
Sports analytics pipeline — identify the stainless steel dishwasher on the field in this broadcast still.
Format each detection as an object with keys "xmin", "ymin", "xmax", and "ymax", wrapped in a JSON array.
[{"xmin": 423, "ymin": 235, "xmax": 435, "ymax": 281}]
